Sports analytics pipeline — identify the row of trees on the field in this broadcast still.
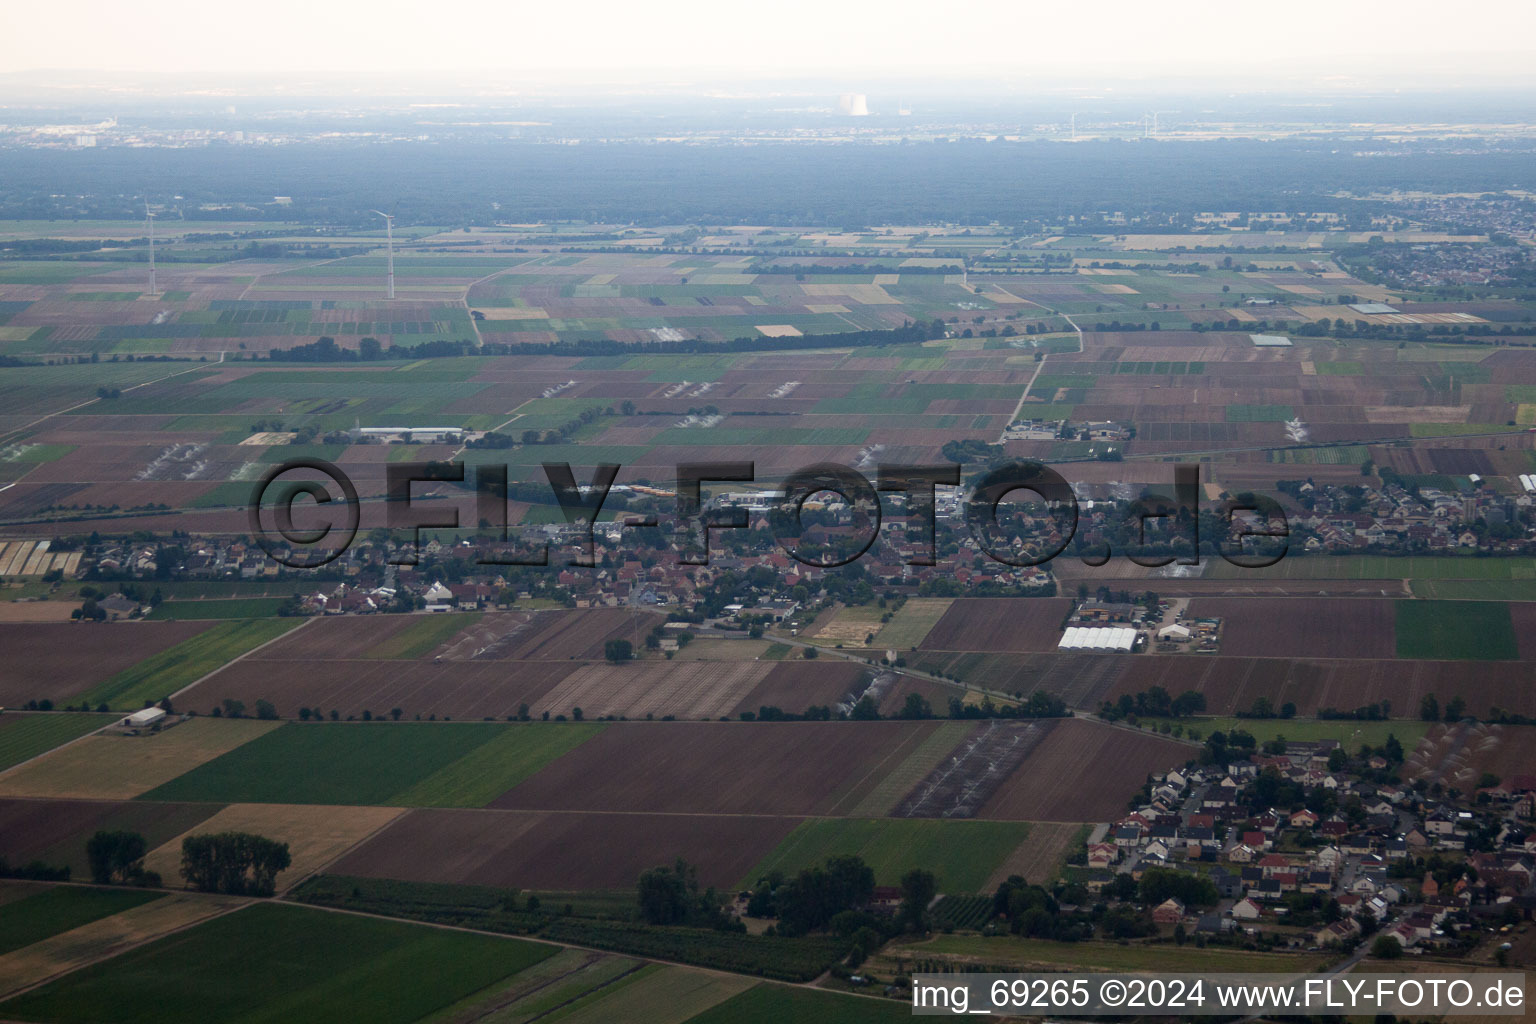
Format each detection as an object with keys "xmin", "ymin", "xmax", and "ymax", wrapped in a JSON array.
[{"xmin": 180, "ymin": 832, "xmax": 292, "ymax": 897}]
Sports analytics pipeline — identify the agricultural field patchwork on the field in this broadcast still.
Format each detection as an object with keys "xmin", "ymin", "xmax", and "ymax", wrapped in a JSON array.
[{"xmin": 0, "ymin": 902, "xmax": 557, "ymax": 1024}]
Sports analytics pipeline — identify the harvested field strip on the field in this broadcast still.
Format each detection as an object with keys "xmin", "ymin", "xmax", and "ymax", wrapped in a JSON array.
[
  {"xmin": 136, "ymin": 722, "xmax": 509, "ymax": 806},
  {"xmin": 0, "ymin": 887, "xmax": 164, "ymax": 957},
  {"xmin": 491, "ymin": 721, "xmax": 941, "ymax": 817},
  {"xmin": 1395, "ymin": 600, "xmax": 1518, "ymax": 660},
  {"xmin": 895, "ymin": 720, "xmax": 1058, "ymax": 819},
  {"xmin": 0, "ymin": 714, "xmax": 111, "ymax": 772},
  {"xmin": 142, "ymin": 803, "xmax": 405, "ymax": 894},
  {"xmin": 0, "ymin": 891, "xmax": 246, "ymax": 1001},
  {"xmin": 329, "ymin": 808, "xmax": 800, "ymax": 891},
  {"xmin": 809, "ymin": 604, "xmax": 884, "ymax": 646},
  {"xmin": 982, "ymin": 822, "xmax": 1088, "ymax": 890},
  {"xmin": 389, "ymin": 723, "xmax": 606, "ymax": 807},
  {"xmin": 533, "ymin": 662, "xmax": 772, "ymax": 721},
  {"xmin": 81, "ymin": 619, "xmax": 302, "ymax": 710},
  {"xmin": 822, "ymin": 721, "xmax": 953, "ymax": 817},
  {"xmin": 875, "ymin": 598, "xmax": 953, "ymax": 649},
  {"xmin": 682, "ymin": 984, "xmax": 912, "ymax": 1023},
  {"xmin": 910, "ymin": 935, "xmax": 1329, "ymax": 974},
  {"xmin": 846, "ymin": 721, "xmax": 975, "ymax": 816},
  {"xmin": 550, "ymin": 963, "xmax": 754, "ymax": 1024},
  {"xmin": 0, "ymin": 718, "xmax": 280, "ymax": 800},
  {"xmin": 0, "ymin": 901, "xmax": 557, "ymax": 1024},
  {"xmin": 978, "ymin": 719, "xmax": 1191, "ymax": 822},
  {"xmin": 363, "ymin": 612, "xmax": 482, "ymax": 660},
  {"xmin": 741, "ymin": 818, "xmax": 1032, "ymax": 893},
  {"xmin": 430, "ymin": 948, "xmax": 643, "ymax": 1024}
]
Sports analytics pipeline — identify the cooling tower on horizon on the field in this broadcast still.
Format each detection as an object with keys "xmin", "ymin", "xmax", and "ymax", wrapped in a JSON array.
[{"xmin": 837, "ymin": 92, "xmax": 869, "ymax": 116}]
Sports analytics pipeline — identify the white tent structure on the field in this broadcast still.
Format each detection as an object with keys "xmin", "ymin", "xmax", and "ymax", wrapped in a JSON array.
[{"xmin": 1058, "ymin": 626, "xmax": 1137, "ymax": 652}]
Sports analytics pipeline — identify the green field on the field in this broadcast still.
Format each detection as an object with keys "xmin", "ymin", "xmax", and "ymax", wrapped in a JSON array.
[
  {"xmin": 363, "ymin": 613, "xmax": 481, "ymax": 660},
  {"xmin": 1410, "ymin": 579, "xmax": 1536, "ymax": 600},
  {"xmin": 1205, "ymin": 555, "xmax": 1536, "ymax": 581},
  {"xmin": 136, "ymin": 722, "xmax": 510, "ymax": 805},
  {"xmin": 389, "ymin": 723, "xmax": 605, "ymax": 807},
  {"xmin": 741, "ymin": 818, "xmax": 1031, "ymax": 893},
  {"xmin": 0, "ymin": 886, "xmax": 164, "ymax": 956},
  {"xmin": 144, "ymin": 598, "xmax": 292, "ymax": 620},
  {"xmin": 0, "ymin": 714, "xmax": 112, "ymax": 771},
  {"xmin": 80, "ymin": 619, "xmax": 301, "ymax": 710},
  {"xmin": 1394, "ymin": 600, "xmax": 1518, "ymax": 660},
  {"xmin": 682, "ymin": 984, "xmax": 910, "ymax": 1024},
  {"xmin": 0, "ymin": 902, "xmax": 555, "ymax": 1024},
  {"xmin": 1129, "ymin": 716, "xmax": 1432, "ymax": 750}
]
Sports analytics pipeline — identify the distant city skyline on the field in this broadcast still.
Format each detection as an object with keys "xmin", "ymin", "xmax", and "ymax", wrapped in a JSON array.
[{"xmin": 5, "ymin": 0, "xmax": 1535, "ymax": 91}]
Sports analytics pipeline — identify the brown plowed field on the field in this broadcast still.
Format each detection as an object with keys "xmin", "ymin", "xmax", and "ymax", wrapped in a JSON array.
[
  {"xmin": 0, "ymin": 798, "xmax": 222, "ymax": 879},
  {"xmin": 330, "ymin": 808, "xmax": 799, "ymax": 890},
  {"xmin": 1109, "ymin": 656, "xmax": 1536, "ymax": 719},
  {"xmin": 535, "ymin": 661, "xmax": 774, "ymax": 721},
  {"xmin": 733, "ymin": 661, "xmax": 869, "ymax": 716},
  {"xmin": 490, "ymin": 720, "xmax": 942, "ymax": 816},
  {"xmin": 1406, "ymin": 723, "xmax": 1536, "ymax": 792},
  {"xmin": 243, "ymin": 614, "xmax": 432, "ymax": 661},
  {"xmin": 1187, "ymin": 597, "xmax": 1397, "ymax": 659},
  {"xmin": 977, "ymin": 718, "xmax": 1192, "ymax": 822},
  {"xmin": 0, "ymin": 621, "xmax": 214, "ymax": 706},
  {"xmin": 919, "ymin": 598, "xmax": 1074, "ymax": 653},
  {"xmin": 1510, "ymin": 603, "xmax": 1536, "ymax": 661},
  {"xmin": 488, "ymin": 608, "xmax": 664, "ymax": 661},
  {"xmin": 178, "ymin": 658, "xmax": 579, "ymax": 721}
]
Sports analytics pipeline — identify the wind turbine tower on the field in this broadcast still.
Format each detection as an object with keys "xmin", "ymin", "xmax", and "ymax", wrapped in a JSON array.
[
  {"xmin": 145, "ymin": 202, "xmax": 158, "ymax": 298},
  {"xmin": 372, "ymin": 210, "xmax": 395, "ymax": 300}
]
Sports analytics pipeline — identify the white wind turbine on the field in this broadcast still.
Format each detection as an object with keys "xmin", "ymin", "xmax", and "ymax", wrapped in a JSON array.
[
  {"xmin": 145, "ymin": 201, "xmax": 158, "ymax": 297},
  {"xmin": 371, "ymin": 210, "xmax": 395, "ymax": 299}
]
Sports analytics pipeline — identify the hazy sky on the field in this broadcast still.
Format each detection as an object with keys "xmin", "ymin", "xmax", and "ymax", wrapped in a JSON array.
[{"xmin": 6, "ymin": 0, "xmax": 1535, "ymax": 85}]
